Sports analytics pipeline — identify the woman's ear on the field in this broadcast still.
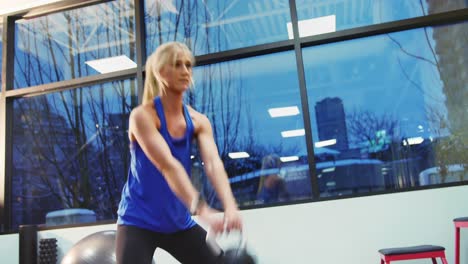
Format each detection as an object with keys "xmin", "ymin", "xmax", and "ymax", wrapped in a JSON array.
[{"xmin": 158, "ymin": 66, "xmax": 166, "ymax": 79}]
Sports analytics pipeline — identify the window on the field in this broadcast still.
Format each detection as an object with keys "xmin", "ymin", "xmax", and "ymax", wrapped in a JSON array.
[
  {"xmin": 14, "ymin": 0, "xmax": 136, "ymax": 89},
  {"xmin": 187, "ymin": 51, "xmax": 313, "ymax": 206},
  {"xmin": 295, "ymin": 0, "xmax": 467, "ymax": 38},
  {"xmin": 144, "ymin": 0, "xmax": 292, "ymax": 56},
  {"xmin": 303, "ymin": 21, "xmax": 468, "ymax": 197},
  {"xmin": 11, "ymin": 79, "xmax": 137, "ymax": 229}
]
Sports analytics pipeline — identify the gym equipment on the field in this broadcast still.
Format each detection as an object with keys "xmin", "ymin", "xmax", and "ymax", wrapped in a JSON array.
[
  {"xmin": 206, "ymin": 231, "xmax": 257, "ymax": 264},
  {"xmin": 61, "ymin": 230, "xmax": 116, "ymax": 264},
  {"xmin": 378, "ymin": 245, "xmax": 448, "ymax": 264},
  {"xmin": 454, "ymin": 217, "xmax": 468, "ymax": 264},
  {"xmin": 222, "ymin": 246, "xmax": 256, "ymax": 264},
  {"xmin": 39, "ymin": 238, "xmax": 58, "ymax": 264}
]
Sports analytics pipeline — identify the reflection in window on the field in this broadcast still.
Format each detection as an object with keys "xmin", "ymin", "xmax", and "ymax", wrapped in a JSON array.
[
  {"xmin": 295, "ymin": 0, "xmax": 467, "ymax": 38},
  {"xmin": 186, "ymin": 51, "xmax": 312, "ymax": 207},
  {"xmin": 144, "ymin": 0, "xmax": 291, "ymax": 56},
  {"xmin": 11, "ymin": 79, "xmax": 137, "ymax": 230},
  {"xmin": 303, "ymin": 21, "xmax": 468, "ymax": 197},
  {"xmin": 14, "ymin": 0, "xmax": 136, "ymax": 89}
]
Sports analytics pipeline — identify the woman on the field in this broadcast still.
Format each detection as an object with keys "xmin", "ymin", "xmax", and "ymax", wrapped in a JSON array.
[
  {"xmin": 257, "ymin": 154, "xmax": 289, "ymax": 204},
  {"xmin": 116, "ymin": 42, "xmax": 242, "ymax": 264}
]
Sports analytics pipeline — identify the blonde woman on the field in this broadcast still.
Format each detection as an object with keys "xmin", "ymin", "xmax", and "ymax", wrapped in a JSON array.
[
  {"xmin": 257, "ymin": 154, "xmax": 290, "ymax": 203},
  {"xmin": 116, "ymin": 42, "xmax": 242, "ymax": 264}
]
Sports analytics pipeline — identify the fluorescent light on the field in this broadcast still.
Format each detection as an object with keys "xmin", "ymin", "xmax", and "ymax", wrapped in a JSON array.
[
  {"xmin": 228, "ymin": 152, "xmax": 250, "ymax": 159},
  {"xmin": 281, "ymin": 129, "xmax": 305, "ymax": 138},
  {"xmin": 315, "ymin": 139, "xmax": 337, "ymax": 148},
  {"xmin": 322, "ymin": 167, "xmax": 335, "ymax": 173},
  {"xmin": 85, "ymin": 55, "xmax": 136, "ymax": 74},
  {"xmin": 287, "ymin": 15, "xmax": 336, "ymax": 39},
  {"xmin": 403, "ymin": 137, "xmax": 424, "ymax": 146},
  {"xmin": 0, "ymin": 0, "xmax": 63, "ymax": 16},
  {"xmin": 268, "ymin": 106, "xmax": 299, "ymax": 118},
  {"xmin": 280, "ymin": 156, "xmax": 299, "ymax": 162}
]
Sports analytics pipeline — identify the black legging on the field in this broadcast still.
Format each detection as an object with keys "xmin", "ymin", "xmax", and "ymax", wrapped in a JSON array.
[{"xmin": 116, "ymin": 224, "xmax": 223, "ymax": 264}]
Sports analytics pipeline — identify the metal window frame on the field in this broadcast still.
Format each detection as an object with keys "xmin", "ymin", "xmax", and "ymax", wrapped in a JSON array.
[{"xmin": 1, "ymin": 14, "xmax": 17, "ymax": 233}]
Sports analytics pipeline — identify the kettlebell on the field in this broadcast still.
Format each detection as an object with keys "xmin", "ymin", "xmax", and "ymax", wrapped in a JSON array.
[
  {"xmin": 222, "ymin": 246, "xmax": 256, "ymax": 264},
  {"xmin": 220, "ymin": 234, "xmax": 256, "ymax": 264},
  {"xmin": 206, "ymin": 230, "xmax": 257, "ymax": 264}
]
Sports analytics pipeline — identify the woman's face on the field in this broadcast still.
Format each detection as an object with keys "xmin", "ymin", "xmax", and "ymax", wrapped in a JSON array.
[{"xmin": 159, "ymin": 51, "xmax": 193, "ymax": 93}]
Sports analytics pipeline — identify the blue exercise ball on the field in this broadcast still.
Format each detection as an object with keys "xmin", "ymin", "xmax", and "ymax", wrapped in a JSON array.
[{"xmin": 61, "ymin": 230, "xmax": 116, "ymax": 264}]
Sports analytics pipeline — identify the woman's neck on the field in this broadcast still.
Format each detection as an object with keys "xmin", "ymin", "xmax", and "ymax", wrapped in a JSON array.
[{"xmin": 160, "ymin": 92, "xmax": 184, "ymax": 115}]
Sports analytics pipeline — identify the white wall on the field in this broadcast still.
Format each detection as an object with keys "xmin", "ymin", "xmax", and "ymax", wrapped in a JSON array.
[
  {"xmin": 1, "ymin": 185, "xmax": 467, "ymax": 264},
  {"xmin": 243, "ymin": 185, "xmax": 468, "ymax": 264},
  {"xmin": 0, "ymin": 233, "xmax": 19, "ymax": 263}
]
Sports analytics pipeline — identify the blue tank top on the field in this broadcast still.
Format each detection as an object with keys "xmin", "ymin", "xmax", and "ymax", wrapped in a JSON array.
[{"xmin": 117, "ymin": 97, "xmax": 196, "ymax": 233}]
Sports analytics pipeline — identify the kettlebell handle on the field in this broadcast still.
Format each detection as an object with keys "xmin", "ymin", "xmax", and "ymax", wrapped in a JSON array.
[{"xmin": 205, "ymin": 229, "xmax": 247, "ymax": 254}]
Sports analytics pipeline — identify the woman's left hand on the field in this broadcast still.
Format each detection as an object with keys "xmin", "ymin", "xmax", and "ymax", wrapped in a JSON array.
[{"xmin": 223, "ymin": 207, "xmax": 242, "ymax": 232}]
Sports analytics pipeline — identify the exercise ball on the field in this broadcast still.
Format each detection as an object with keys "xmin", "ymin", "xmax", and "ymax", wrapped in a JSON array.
[{"xmin": 61, "ymin": 230, "xmax": 116, "ymax": 264}]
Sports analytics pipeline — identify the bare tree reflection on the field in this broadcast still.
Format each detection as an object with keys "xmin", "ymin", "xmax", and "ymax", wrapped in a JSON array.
[
  {"xmin": 13, "ymin": 80, "xmax": 134, "ymax": 226},
  {"xmin": 12, "ymin": 1, "xmax": 136, "ymax": 228},
  {"xmin": 385, "ymin": 5, "xmax": 467, "ymax": 184},
  {"xmin": 347, "ymin": 109, "xmax": 400, "ymax": 152}
]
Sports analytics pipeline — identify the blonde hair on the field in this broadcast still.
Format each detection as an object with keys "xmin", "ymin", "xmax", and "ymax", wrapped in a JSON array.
[
  {"xmin": 257, "ymin": 154, "xmax": 282, "ymax": 195},
  {"xmin": 142, "ymin": 42, "xmax": 195, "ymax": 104}
]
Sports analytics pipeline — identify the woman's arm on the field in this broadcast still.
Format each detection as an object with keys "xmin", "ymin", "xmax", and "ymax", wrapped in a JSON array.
[{"xmin": 196, "ymin": 114, "xmax": 242, "ymax": 231}]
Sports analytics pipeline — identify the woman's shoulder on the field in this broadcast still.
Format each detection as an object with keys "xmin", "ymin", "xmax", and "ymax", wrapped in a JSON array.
[
  {"xmin": 131, "ymin": 102, "xmax": 155, "ymax": 115},
  {"xmin": 186, "ymin": 105, "xmax": 209, "ymax": 122},
  {"xmin": 186, "ymin": 105, "xmax": 210, "ymax": 133},
  {"xmin": 130, "ymin": 102, "xmax": 160, "ymax": 125}
]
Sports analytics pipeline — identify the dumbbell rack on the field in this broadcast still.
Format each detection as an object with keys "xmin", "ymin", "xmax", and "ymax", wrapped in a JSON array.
[{"xmin": 38, "ymin": 238, "xmax": 58, "ymax": 264}]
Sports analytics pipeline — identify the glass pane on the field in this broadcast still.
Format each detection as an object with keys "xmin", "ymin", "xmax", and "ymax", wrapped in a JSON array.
[
  {"xmin": 14, "ymin": 0, "xmax": 136, "ymax": 89},
  {"xmin": 144, "ymin": 0, "xmax": 291, "ymax": 56},
  {"xmin": 296, "ymin": 0, "xmax": 468, "ymax": 38},
  {"xmin": 303, "ymin": 21, "xmax": 468, "ymax": 197},
  {"xmin": 186, "ymin": 51, "xmax": 313, "ymax": 207},
  {"xmin": 11, "ymin": 79, "xmax": 138, "ymax": 230}
]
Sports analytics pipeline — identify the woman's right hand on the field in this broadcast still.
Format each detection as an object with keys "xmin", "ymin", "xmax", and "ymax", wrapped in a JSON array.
[{"xmin": 197, "ymin": 204, "xmax": 225, "ymax": 234}]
